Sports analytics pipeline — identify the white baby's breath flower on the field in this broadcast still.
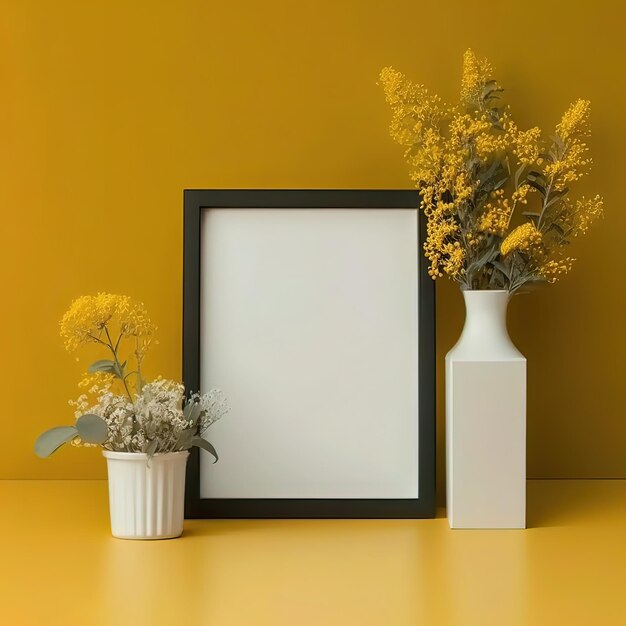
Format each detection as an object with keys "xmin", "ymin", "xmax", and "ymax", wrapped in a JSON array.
[{"xmin": 71, "ymin": 376, "xmax": 228, "ymax": 455}]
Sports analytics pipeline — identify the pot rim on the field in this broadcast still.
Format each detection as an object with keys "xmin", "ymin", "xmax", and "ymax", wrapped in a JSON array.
[
  {"xmin": 461, "ymin": 288, "xmax": 509, "ymax": 294},
  {"xmin": 102, "ymin": 450, "xmax": 190, "ymax": 461}
]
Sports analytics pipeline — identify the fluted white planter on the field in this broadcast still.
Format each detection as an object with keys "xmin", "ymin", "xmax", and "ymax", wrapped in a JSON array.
[
  {"xmin": 446, "ymin": 290, "xmax": 526, "ymax": 529},
  {"xmin": 103, "ymin": 450, "xmax": 189, "ymax": 540}
]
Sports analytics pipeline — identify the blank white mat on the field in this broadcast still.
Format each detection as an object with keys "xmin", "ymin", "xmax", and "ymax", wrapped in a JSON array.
[{"xmin": 199, "ymin": 208, "xmax": 419, "ymax": 499}]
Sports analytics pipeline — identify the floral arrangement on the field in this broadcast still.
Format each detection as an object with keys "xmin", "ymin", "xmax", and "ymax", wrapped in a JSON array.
[
  {"xmin": 35, "ymin": 293, "xmax": 228, "ymax": 460},
  {"xmin": 379, "ymin": 50, "xmax": 603, "ymax": 293}
]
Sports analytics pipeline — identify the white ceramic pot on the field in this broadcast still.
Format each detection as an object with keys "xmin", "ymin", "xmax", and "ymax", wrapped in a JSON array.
[
  {"xmin": 446, "ymin": 290, "xmax": 526, "ymax": 529},
  {"xmin": 103, "ymin": 450, "xmax": 189, "ymax": 540}
]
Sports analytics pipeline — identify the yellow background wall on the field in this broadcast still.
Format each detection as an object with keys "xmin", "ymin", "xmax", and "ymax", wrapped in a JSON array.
[{"xmin": 2, "ymin": 0, "xmax": 623, "ymax": 498}]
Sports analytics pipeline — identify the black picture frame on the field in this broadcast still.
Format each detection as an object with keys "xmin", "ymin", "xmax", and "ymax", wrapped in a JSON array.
[{"xmin": 183, "ymin": 190, "xmax": 435, "ymax": 518}]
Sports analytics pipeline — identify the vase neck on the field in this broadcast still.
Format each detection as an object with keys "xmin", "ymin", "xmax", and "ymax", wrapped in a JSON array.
[
  {"xmin": 463, "ymin": 289, "xmax": 509, "ymax": 338},
  {"xmin": 448, "ymin": 290, "xmax": 524, "ymax": 361}
]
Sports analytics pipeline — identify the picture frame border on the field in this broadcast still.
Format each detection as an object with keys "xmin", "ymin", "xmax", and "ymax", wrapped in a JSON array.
[{"xmin": 183, "ymin": 189, "xmax": 436, "ymax": 518}]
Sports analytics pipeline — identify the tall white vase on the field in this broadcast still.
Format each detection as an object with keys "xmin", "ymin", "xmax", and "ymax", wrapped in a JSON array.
[
  {"xmin": 446, "ymin": 290, "xmax": 526, "ymax": 529},
  {"xmin": 103, "ymin": 450, "xmax": 189, "ymax": 540}
]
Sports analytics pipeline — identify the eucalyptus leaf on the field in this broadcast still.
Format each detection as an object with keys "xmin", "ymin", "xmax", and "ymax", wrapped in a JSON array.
[
  {"xmin": 192, "ymin": 437, "xmax": 219, "ymax": 463},
  {"xmin": 511, "ymin": 277, "xmax": 547, "ymax": 295},
  {"xmin": 545, "ymin": 187, "xmax": 569, "ymax": 207},
  {"xmin": 183, "ymin": 402, "xmax": 202, "ymax": 425},
  {"xmin": 514, "ymin": 164, "xmax": 526, "ymax": 188},
  {"xmin": 526, "ymin": 179, "xmax": 546, "ymax": 195},
  {"xmin": 34, "ymin": 426, "xmax": 78, "ymax": 458},
  {"xmin": 491, "ymin": 260, "xmax": 511, "ymax": 280},
  {"xmin": 88, "ymin": 359, "xmax": 116, "ymax": 374},
  {"xmin": 467, "ymin": 157, "xmax": 481, "ymax": 172},
  {"xmin": 176, "ymin": 428, "xmax": 195, "ymax": 450},
  {"xmin": 467, "ymin": 244, "xmax": 500, "ymax": 276},
  {"xmin": 479, "ymin": 159, "xmax": 499, "ymax": 182},
  {"xmin": 526, "ymin": 170, "xmax": 545, "ymax": 182},
  {"xmin": 548, "ymin": 222, "xmax": 565, "ymax": 236},
  {"xmin": 76, "ymin": 414, "xmax": 109, "ymax": 444},
  {"xmin": 145, "ymin": 439, "xmax": 158, "ymax": 459}
]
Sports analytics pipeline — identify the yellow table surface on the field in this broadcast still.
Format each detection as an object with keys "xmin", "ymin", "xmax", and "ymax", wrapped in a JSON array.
[{"xmin": 1, "ymin": 479, "xmax": 625, "ymax": 626}]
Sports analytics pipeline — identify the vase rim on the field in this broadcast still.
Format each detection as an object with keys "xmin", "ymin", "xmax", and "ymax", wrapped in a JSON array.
[{"xmin": 102, "ymin": 450, "xmax": 190, "ymax": 461}]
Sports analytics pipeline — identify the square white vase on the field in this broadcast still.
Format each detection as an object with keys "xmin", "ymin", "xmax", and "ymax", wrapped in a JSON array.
[{"xmin": 446, "ymin": 290, "xmax": 526, "ymax": 529}]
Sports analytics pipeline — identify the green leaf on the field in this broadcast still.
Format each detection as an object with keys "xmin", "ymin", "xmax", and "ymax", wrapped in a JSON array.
[
  {"xmin": 467, "ymin": 157, "xmax": 481, "ymax": 172},
  {"xmin": 511, "ymin": 276, "xmax": 547, "ymax": 295},
  {"xmin": 145, "ymin": 439, "xmax": 158, "ymax": 458},
  {"xmin": 88, "ymin": 359, "xmax": 116, "ymax": 374},
  {"xmin": 514, "ymin": 164, "xmax": 526, "ymax": 188},
  {"xmin": 548, "ymin": 222, "xmax": 566, "ymax": 236},
  {"xmin": 544, "ymin": 188, "xmax": 569, "ymax": 210},
  {"xmin": 522, "ymin": 211, "xmax": 541, "ymax": 218},
  {"xmin": 183, "ymin": 402, "xmax": 202, "ymax": 425},
  {"xmin": 192, "ymin": 437, "xmax": 219, "ymax": 463},
  {"xmin": 482, "ymin": 83, "xmax": 503, "ymax": 99},
  {"xmin": 466, "ymin": 244, "xmax": 500, "ymax": 280},
  {"xmin": 113, "ymin": 362, "xmax": 124, "ymax": 378},
  {"xmin": 526, "ymin": 170, "xmax": 545, "ymax": 182},
  {"xmin": 526, "ymin": 179, "xmax": 546, "ymax": 196},
  {"xmin": 75, "ymin": 414, "xmax": 109, "ymax": 444},
  {"xmin": 176, "ymin": 429, "xmax": 195, "ymax": 450},
  {"xmin": 34, "ymin": 426, "xmax": 78, "ymax": 458},
  {"xmin": 491, "ymin": 260, "xmax": 511, "ymax": 280}
]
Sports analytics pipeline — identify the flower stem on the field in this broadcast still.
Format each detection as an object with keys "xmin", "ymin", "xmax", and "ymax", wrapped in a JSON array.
[{"xmin": 104, "ymin": 326, "xmax": 134, "ymax": 402}]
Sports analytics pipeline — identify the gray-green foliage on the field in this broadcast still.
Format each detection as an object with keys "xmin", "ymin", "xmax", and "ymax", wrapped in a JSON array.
[{"xmin": 34, "ymin": 426, "xmax": 79, "ymax": 458}]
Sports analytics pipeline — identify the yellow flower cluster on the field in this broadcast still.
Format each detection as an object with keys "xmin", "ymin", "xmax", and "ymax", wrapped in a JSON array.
[
  {"xmin": 478, "ymin": 190, "xmax": 512, "ymax": 235},
  {"xmin": 441, "ymin": 241, "xmax": 465, "ymax": 278},
  {"xmin": 406, "ymin": 127, "xmax": 444, "ymax": 186},
  {"xmin": 501, "ymin": 222, "xmax": 543, "ymax": 256},
  {"xmin": 544, "ymin": 100, "xmax": 592, "ymax": 190},
  {"xmin": 539, "ymin": 257, "xmax": 575, "ymax": 283},
  {"xmin": 78, "ymin": 371, "xmax": 115, "ymax": 392},
  {"xmin": 73, "ymin": 371, "xmax": 121, "ymax": 410},
  {"xmin": 423, "ymin": 210, "xmax": 462, "ymax": 277},
  {"xmin": 572, "ymin": 195, "xmax": 604, "ymax": 235},
  {"xmin": 379, "ymin": 50, "xmax": 603, "ymax": 291},
  {"xmin": 460, "ymin": 49, "xmax": 493, "ymax": 108},
  {"xmin": 378, "ymin": 67, "xmax": 445, "ymax": 150},
  {"xmin": 60, "ymin": 293, "xmax": 119, "ymax": 351},
  {"xmin": 557, "ymin": 99, "xmax": 591, "ymax": 140},
  {"xmin": 512, "ymin": 126, "xmax": 542, "ymax": 165},
  {"xmin": 511, "ymin": 183, "xmax": 533, "ymax": 205},
  {"xmin": 60, "ymin": 293, "xmax": 156, "ymax": 351},
  {"xmin": 450, "ymin": 112, "xmax": 510, "ymax": 160},
  {"xmin": 544, "ymin": 142, "xmax": 591, "ymax": 189}
]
